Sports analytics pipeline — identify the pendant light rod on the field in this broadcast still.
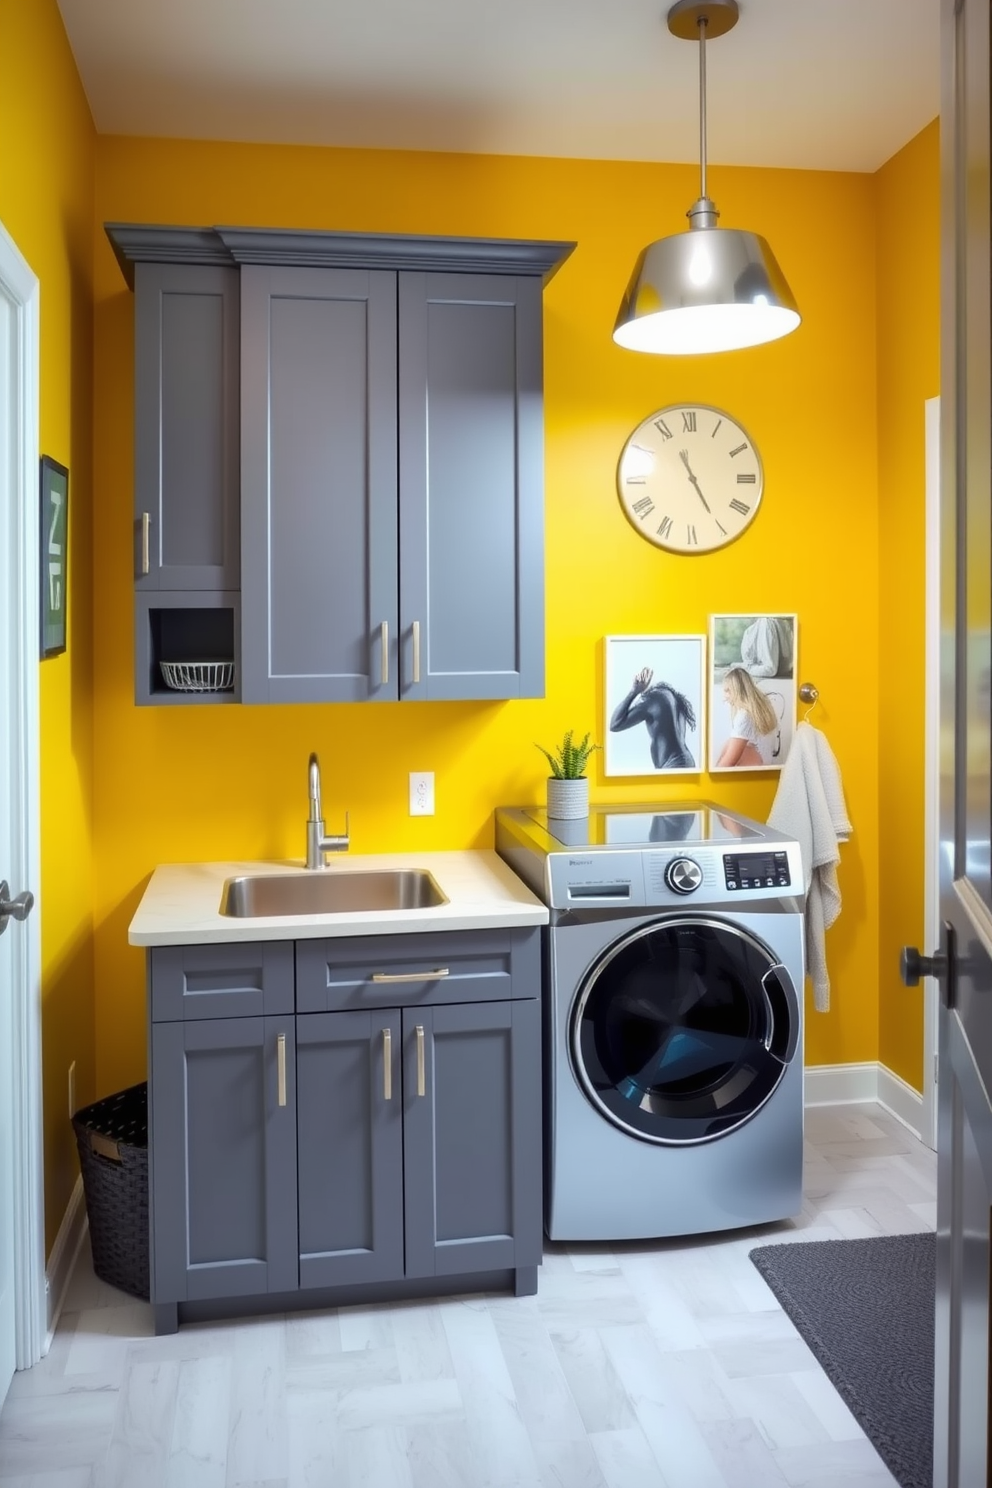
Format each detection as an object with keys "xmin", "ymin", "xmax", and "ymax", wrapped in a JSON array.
[
  {"xmin": 697, "ymin": 14, "xmax": 708, "ymax": 203},
  {"xmin": 668, "ymin": 0, "xmax": 738, "ymax": 230}
]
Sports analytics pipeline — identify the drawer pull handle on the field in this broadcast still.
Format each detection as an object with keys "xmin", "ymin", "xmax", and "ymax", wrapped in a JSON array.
[
  {"xmin": 383, "ymin": 1027, "xmax": 392, "ymax": 1100},
  {"xmin": 412, "ymin": 620, "xmax": 421, "ymax": 684},
  {"xmin": 380, "ymin": 620, "xmax": 389, "ymax": 686},
  {"xmin": 371, "ymin": 968, "xmax": 449, "ymax": 984},
  {"xmin": 140, "ymin": 512, "xmax": 150, "ymax": 576},
  {"xmin": 277, "ymin": 1033, "xmax": 287, "ymax": 1107},
  {"xmin": 416, "ymin": 1024, "xmax": 426, "ymax": 1097}
]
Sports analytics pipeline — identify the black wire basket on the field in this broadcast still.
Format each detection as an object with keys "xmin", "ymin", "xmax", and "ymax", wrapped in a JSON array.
[{"xmin": 71, "ymin": 1082, "xmax": 149, "ymax": 1301}]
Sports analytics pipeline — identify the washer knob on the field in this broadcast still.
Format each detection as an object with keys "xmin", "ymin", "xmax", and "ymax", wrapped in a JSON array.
[{"xmin": 665, "ymin": 856, "xmax": 703, "ymax": 895}]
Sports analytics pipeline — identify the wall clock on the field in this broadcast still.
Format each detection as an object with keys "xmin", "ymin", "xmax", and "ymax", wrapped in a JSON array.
[{"xmin": 617, "ymin": 403, "xmax": 763, "ymax": 554}]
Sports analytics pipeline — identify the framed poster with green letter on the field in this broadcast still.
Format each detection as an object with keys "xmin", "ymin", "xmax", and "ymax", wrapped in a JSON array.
[{"xmin": 40, "ymin": 455, "xmax": 68, "ymax": 658}]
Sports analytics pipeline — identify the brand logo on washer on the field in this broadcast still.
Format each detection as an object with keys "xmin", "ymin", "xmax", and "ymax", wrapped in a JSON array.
[{"xmin": 665, "ymin": 856, "xmax": 703, "ymax": 895}]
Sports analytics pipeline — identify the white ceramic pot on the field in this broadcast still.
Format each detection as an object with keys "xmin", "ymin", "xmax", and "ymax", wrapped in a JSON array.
[{"xmin": 546, "ymin": 776, "xmax": 589, "ymax": 820}]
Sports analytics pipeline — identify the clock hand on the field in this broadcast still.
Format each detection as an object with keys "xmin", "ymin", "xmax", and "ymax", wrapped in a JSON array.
[{"xmin": 679, "ymin": 449, "xmax": 712, "ymax": 514}]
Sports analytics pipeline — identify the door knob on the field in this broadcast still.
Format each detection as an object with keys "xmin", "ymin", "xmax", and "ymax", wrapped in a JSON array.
[
  {"xmin": 0, "ymin": 880, "xmax": 35, "ymax": 937},
  {"xmin": 900, "ymin": 946, "xmax": 946, "ymax": 987},
  {"xmin": 901, "ymin": 921, "xmax": 956, "ymax": 1008}
]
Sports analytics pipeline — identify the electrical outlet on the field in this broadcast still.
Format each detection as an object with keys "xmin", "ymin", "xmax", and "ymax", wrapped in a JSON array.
[
  {"xmin": 68, "ymin": 1061, "xmax": 76, "ymax": 1119},
  {"xmin": 409, "ymin": 771, "xmax": 434, "ymax": 816}
]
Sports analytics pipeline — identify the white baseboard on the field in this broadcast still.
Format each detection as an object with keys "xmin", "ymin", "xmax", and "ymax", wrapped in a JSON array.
[
  {"xmin": 45, "ymin": 1176, "xmax": 87, "ymax": 1347},
  {"xmin": 803, "ymin": 1061, "xmax": 924, "ymax": 1140},
  {"xmin": 876, "ymin": 1064, "xmax": 926, "ymax": 1136},
  {"xmin": 804, "ymin": 1062, "xmax": 879, "ymax": 1107}
]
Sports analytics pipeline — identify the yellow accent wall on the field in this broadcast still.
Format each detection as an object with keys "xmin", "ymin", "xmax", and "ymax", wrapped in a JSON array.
[
  {"xmin": 875, "ymin": 120, "xmax": 941, "ymax": 1090},
  {"xmin": 93, "ymin": 137, "xmax": 887, "ymax": 1093},
  {"xmin": 0, "ymin": 0, "xmax": 97, "ymax": 1252}
]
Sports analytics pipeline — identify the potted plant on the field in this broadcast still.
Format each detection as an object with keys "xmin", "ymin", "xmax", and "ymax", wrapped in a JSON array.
[{"xmin": 536, "ymin": 730, "xmax": 600, "ymax": 819}]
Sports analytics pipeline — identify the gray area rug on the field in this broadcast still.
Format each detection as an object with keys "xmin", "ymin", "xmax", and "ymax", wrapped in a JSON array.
[{"xmin": 748, "ymin": 1233, "xmax": 934, "ymax": 1488}]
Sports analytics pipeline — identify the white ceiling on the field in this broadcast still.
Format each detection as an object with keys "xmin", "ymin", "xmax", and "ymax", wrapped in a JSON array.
[{"xmin": 56, "ymin": 0, "xmax": 940, "ymax": 174}]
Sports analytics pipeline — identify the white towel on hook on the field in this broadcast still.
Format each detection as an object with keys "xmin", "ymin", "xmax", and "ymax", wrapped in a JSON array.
[{"xmin": 767, "ymin": 721, "xmax": 852, "ymax": 1012}]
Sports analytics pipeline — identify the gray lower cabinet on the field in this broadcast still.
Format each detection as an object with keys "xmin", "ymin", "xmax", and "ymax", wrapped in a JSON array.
[
  {"xmin": 402, "ymin": 1000, "xmax": 542, "ymax": 1279},
  {"xmin": 148, "ymin": 926, "xmax": 542, "ymax": 1332},
  {"xmin": 150, "ymin": 1015, "xmax": 298, "ymax": 1305},
  {"xmin": 296, "ymin": 1008, "xmax": 404, "ymax": 1288}
]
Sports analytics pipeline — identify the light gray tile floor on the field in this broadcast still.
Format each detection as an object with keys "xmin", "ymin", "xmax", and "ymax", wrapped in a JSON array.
[{"xmin": 0, "ymin": 1103, "xmax": 934, "ymax": 1488}]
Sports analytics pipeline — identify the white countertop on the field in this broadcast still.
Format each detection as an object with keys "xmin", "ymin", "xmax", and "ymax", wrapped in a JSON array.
[{"xmin": 128, "ymin": 850, "xmax": 549, "ymax": 947}]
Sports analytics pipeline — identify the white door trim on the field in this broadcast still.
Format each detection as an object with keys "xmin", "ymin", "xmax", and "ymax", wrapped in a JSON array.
[
  {"xmin": 922, "ymin": 395, "xmax": 940, "ymax": 1151},
  {"xmin": 0, "ymin": 217, "xmax": 47, "ymax": 1368}
]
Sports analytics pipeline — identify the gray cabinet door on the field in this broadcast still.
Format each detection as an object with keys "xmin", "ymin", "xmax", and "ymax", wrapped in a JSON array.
[
  {"xmin": 398, "ymin": 273, "xmax": 544, "ymax": 701},
  {"xmin": 134, "ymin": 263, "xmax": 240, "ymax": 592},
  {"xmin": 296, "ymin": 1010, "xmax": 404, "ymax": 1288},
  {"xmin": 402, "ymin": 999, "xmax": 542, "ymax": 1279},
  {"xmin": 150, "ymin": 1016, "xmax": 298, "ymax": 1304},
  {"xmin": 240, "ymin": 265, "xmax": 399, "ymax": 702}
]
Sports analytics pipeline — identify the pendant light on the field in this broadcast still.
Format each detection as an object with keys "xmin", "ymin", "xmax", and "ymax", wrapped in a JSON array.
[{"xmin": 613, "ymin": 0, "xmax": 801, "ymax": 355}]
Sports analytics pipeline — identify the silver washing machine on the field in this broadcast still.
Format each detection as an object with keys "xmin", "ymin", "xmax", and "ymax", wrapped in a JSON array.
[{"xmin": 495, "ymin": 801, "xmax": 806, "ymax": 1242}]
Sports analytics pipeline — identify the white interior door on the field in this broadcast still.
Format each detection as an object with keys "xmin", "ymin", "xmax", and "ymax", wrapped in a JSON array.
[
  {"xmin": 0, "ymin": 218, "xmax": 46, "ymax": 1406},
  {"xmin": 0, "ymin": 254, "xmax": 20, "ymax": 1409}
]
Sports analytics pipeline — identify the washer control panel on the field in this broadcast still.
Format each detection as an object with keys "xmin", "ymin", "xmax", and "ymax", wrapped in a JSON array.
[{"xmin": 723, "ymin": 849, "xmax": 792, "ymax": 893}]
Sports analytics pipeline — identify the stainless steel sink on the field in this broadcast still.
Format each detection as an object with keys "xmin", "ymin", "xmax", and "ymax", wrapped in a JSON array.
[{"xmin": 220, "ymin": 868, "xmax": 448, "ymax": 918}]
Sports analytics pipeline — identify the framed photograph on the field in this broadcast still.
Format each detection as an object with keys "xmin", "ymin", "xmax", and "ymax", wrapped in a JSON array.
[
  {"xmin": 40, "ymin": 455, "xmax": 69, "ymax": 659},
  {"xmin": 604, "ymin": 634, "xmax": 706, "ymax": 777},
  {"xmin": 708, "ymin": 613, "xmax": 797, "ymax": 772}
]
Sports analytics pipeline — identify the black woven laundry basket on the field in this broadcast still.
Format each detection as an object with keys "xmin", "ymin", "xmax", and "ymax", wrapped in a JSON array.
[{"xmin": 71, "ymin": 1081, "xmax": 149, "ymax": 1301}]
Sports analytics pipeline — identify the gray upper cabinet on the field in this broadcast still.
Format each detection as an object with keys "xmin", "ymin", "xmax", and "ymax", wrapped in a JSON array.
[
  {"xmin": 241, "ymin": 266, "xmax": 546, "ymax": 703},
  {"xmin": 107, "ymin": 225, "xmax": 574, "ymax": 707},
  {"xmin": 398, "ymin": 273, "xmax": 544, "ymax": 701},
  {"xmin": 131, "ymin": 261, "xmax": 241, "ymax": 705},
  {"xmin": 240, "ymin": 265, "xmax": 399, "ymax": 703},
  {"xmin": 134, "ymin": 263, "xmax": 240, "ymax": 593}
]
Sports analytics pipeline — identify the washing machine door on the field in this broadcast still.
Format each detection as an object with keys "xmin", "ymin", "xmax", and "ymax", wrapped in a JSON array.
[{"xmin": 571, "ymin": 916, "xmax": 800, "ymax": 1144}]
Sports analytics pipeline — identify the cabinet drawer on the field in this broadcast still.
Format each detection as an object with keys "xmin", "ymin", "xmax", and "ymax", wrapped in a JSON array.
[
  {"xmin": 295, "ymin": 926, "xmax": 540, "ymax": 1014},
  {"xmin": 150, "ymin": 941, "xmax": 294, "ymax": 1021}
]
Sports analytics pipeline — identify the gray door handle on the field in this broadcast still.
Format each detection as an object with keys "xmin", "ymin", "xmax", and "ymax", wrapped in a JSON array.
[{"xmin": 0, "ymin": 881, "xmax": 35, "ymax": 937}]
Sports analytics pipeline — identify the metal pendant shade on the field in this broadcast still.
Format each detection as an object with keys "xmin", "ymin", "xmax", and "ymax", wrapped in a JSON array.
[{"xmin": 613, "ymin": 0, "xmax": 801, "ymax": 355}]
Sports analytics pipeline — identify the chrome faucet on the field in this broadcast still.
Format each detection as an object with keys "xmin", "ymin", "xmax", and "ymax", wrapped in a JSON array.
[{"xmin": 306, "ymin": 752, "xmax": 350, "ymax": 869}]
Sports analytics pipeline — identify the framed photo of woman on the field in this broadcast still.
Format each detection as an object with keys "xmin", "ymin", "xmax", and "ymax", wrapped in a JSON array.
[
  {"xmin": 708, "ymin": 613, "xmax": 798, "ymax": 772},
  {"xmin": 604, "ymin": 634, "xmax": 706, "ymax": 777}
]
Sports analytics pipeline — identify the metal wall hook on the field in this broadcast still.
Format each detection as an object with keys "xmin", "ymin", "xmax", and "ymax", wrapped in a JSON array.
[{"xmin": 798, "ymin": 682, "xmax": 819, "ymax": 721}]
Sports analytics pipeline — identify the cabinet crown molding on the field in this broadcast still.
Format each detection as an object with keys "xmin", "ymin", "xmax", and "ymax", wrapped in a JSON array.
[{"xmin": 106, "ymin": 223, "xmax": 576, "ymax": 290}]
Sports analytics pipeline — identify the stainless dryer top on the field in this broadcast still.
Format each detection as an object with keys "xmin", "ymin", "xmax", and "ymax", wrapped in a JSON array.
[
  {"xmin": 516, "ymin": 801, "xmax": 766, "ymax": 849},
  {"xmin": 494, "ymin": 800, "xmax": 804, "ymax": 911}
]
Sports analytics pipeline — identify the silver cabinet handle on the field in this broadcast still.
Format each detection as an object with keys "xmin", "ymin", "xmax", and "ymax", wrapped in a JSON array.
[
  {"xmin": 383, "ymin": 1027, "xmax": 392, "ymax": 1100},
  {"xmin": 371, "ymin": 968, "xmax": 449, "ymax": 984},
  {"xmin": 0, "ymin": 881, "xmax": 34, "ymax": 938},
  {"xmin": 380, "ymin": 620, "xmax": 389, "ymax": 685},
  {"xmin": 412, "ymin": 620, "xmax": 421, "ymax": 684},
  {"xmin": 140, "ymin": 512, "xmax": 150, "ymax": 576},
  {"xmin": 416, "ymin": 1024, "xmax": 426, "ymax": 1097},
  {"xmin": 277, "ymin": 1034, "xmax": 287, "ymax": 1107}
]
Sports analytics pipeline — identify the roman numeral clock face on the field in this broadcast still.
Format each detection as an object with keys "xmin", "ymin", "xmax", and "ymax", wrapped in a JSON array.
[{"xmin": 617, "ymin": 404, "xmax": 763, "ymax": 554}]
